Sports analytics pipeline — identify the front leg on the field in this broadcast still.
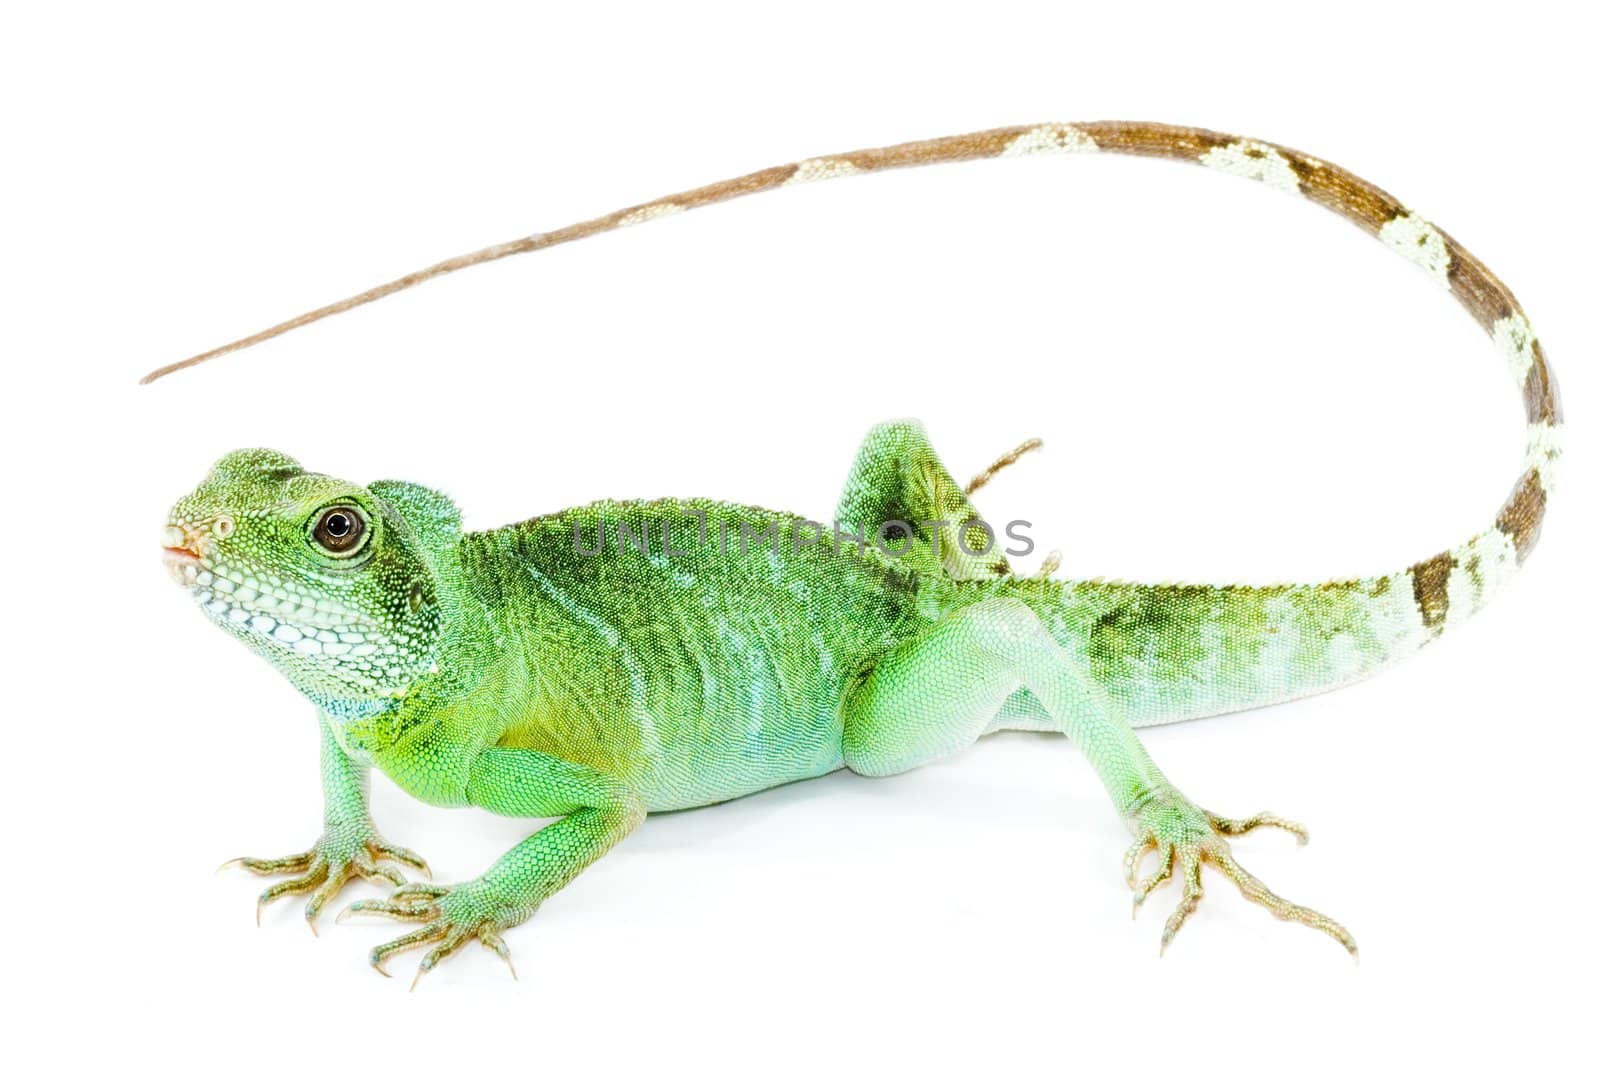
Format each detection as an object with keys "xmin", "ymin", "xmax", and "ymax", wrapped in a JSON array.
[
  {"xmin": 342, "ymin": 746, "xmax": 644, "ymax": 987},
  {"xmin": 223, "ymin": 715, "xmax": 430, "ymax": 930}
]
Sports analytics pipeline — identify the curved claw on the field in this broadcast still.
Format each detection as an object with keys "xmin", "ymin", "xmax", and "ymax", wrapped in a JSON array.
[
  {"xmin": 1149, "ymin": 836, "xmax": 1357, "ymax": 958},
  {"xmin": 391, "ymin": 883, "xmax": 451, "ymax": 904},
  {"xmin": 1158, "ymin": 847, "xmax": 1205, "ymax": 955},
  {"xmin": 351, "ymin": 882, "xmax": 518, "ymax": 988},
  {"xmin": 1210, "ymin": 848, "xmax": 1358, "ymax": 957},
  {"xmin": 1123, "ymin": 838, "xmax": 1155, "ymax": 890},
  {"xmin": 411, "ymin": 928, "xmax": 475, "ymax": 991},
  {"xmin": 370, "ymin": 922, "xmax": 448, "ymax": 978},
  {"xmin": 1131, "ymin": 843, "xmax": 1174, "ymax": 917},
  {"xmin": 256, "ymin": 859, "xmax": 330, "ymax": 926},
  {"xmin": 372, "ymin": 841, "xmax": 433, "ymax": 880},
  {"xmin": 1129, "ymin": 797, "xmax": 1353, "ymax": 957},
  {"xmin": 481, "ymin": 932, "xmax": 517, "ymax": 980},
  {"xmin": 220, "ymin": 852, "xmax": 313, "ymax": 876},
  {"xmin": 222, "ymin": 833, "xmax": 431, "ymax": 931},
  {"xmin": 353, "ymin": 856, "xmax": 408, "ymax": 889},
  {"xmin": 336, "ymin": 898, "xmax": 439, "ymax": 924},
  {"xmin": 304, "ymin": 867, "xmax": 361, "ymax": 932},
  {"xmin": 1204, "ymin": 809, "xmax": 1310, "ymax": 846}
]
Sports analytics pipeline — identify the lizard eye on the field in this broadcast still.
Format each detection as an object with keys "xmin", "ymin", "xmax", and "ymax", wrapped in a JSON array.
[{"xmin": 311, "ymin": 505, "xmax": 368, "ymax": 556}]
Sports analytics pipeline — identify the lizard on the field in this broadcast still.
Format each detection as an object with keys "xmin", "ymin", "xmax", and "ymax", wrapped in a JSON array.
[{"xmin": 155, "ymin": 122, "xmax": 1562, "ymax": 986}]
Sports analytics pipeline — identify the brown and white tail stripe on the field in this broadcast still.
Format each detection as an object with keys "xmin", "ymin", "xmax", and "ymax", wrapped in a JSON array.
[{"xmin": 143, "ymin": 121, "xmax": 1561, "ymax": 628}]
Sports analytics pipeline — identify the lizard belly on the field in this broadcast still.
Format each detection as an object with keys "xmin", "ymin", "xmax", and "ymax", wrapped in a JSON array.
[
  {"xmin": 503, "ymin": 611, "xmax": 855, "ymax": 812},
  {"xmin": 633, "ymin": 676, "xmax": 849, "ymax": 812}
]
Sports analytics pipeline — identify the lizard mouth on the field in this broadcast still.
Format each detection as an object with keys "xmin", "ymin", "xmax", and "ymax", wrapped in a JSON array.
[{"xmin": 163, "ymin": 545, "xmax": 204, "ymax": 586}]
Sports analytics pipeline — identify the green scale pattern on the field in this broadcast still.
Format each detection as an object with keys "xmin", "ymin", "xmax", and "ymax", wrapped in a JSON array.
[{"xmin": 160, "ymin": 122, "xmax": 1561, "ymax": 982}]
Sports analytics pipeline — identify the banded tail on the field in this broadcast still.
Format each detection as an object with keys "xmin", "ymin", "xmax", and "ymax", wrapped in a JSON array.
[
  {"xmin": 990, "ymin": 131, "xmax": 1560, "ymax": 724},
  {"xmin": 994, "ymin": 136, "xmax": 1563, "ymax": 719}
]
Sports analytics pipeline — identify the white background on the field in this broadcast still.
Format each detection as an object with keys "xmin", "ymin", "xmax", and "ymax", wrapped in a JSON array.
[{"xmin": 4, "ymin": 2, "xmax": 1594, "ymax": 1062}]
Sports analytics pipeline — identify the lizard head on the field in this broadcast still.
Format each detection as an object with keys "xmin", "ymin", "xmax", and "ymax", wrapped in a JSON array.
[{"xmin": 163, "ymin": 448, "xmax": 463, "ymax": 713}]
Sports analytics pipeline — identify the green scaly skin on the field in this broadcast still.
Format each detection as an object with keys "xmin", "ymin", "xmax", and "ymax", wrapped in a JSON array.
[
  {"xmin": 156, "ymin": 122, "xmax": 1563, "ymax": 984},
  {"xmin": 170, "ymin": 419, "xmax": 1507, "ymax": 986}
]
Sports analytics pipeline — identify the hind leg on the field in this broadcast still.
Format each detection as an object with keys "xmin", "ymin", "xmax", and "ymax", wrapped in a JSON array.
[
  {"xmin": 835, "ymin": 419, "xmax": 1029, "ymax": 580},
  {"xmin": 843, "ymin": 598, "xmax": 1355, "ymax": 955}
]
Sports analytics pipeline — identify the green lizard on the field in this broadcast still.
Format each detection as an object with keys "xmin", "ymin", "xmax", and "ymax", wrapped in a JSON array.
[{"xmin": 156, "ymin": 122, "xmax": 1561, "ymax": 986}]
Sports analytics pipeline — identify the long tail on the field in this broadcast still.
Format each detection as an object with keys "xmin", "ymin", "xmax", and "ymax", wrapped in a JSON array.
[
  {"xmin": 140, "ymin": 122, "xmax": 1560, "ymax": 418},
  {"xmin": 990, "ymin": 153, "xmax": 1564, "ymax": 718},
  {"xmin": 143, "ymin": 122, "xmax": 1562, "ymax": 719}
]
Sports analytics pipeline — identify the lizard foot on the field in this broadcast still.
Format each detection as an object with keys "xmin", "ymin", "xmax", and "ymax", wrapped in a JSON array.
[
  {"xmin": 338, "ymin": 881, "xmax": 520, "ymax": 989},
  {"xmin": 1122, "ymin": 787, "xmax": 1356, "ymax": 958},
  {"xmin": 221, "ymin": 821, "xmax": 431, "ymax": 933}
]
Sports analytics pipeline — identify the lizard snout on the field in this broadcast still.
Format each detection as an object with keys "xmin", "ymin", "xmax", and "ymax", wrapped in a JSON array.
[{"xmin": 162, "ymin": 524, "xmax": 209, "ymax": 586}]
